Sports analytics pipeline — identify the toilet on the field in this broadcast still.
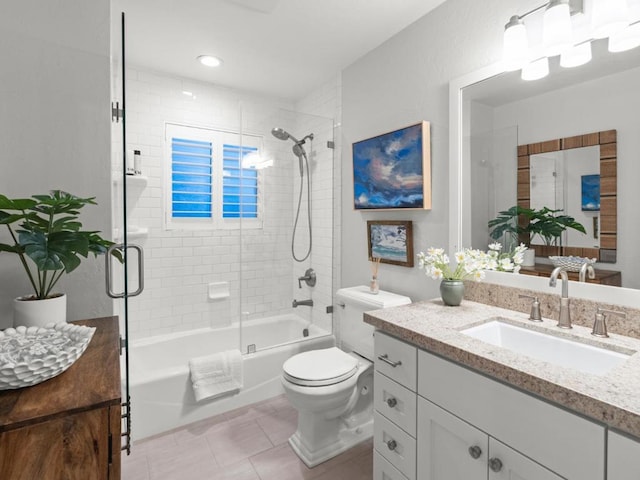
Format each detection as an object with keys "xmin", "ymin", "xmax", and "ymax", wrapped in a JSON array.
[{"xmin": 282, "ymin": 285, "xmax": 411, "ymax": 467}]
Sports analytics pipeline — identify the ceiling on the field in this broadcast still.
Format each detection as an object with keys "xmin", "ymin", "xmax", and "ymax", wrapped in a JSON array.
[{"xmin": 114, "ymin": 0, "xmax": 448, "ymax": 101}]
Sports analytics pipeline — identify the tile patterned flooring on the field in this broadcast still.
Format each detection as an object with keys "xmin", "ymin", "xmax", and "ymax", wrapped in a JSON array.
[{"xmin": 122, "ymin": 395, "xmax": 373, "ymax": 480}]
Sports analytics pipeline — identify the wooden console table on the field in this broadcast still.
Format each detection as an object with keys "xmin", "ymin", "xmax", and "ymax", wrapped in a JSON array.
[
  {"xmin": 0, "ymin": 316, "xmax": 121, "ymax": 479},
  {"xmin": 519, "ymin": 263, "xmax": 622, "ymax": 287}
]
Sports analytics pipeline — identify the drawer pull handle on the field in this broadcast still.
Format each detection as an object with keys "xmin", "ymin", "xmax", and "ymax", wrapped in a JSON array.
[
  {"xmin": 468, "ymin": 445, "xmax": 482, "ymax": 459},
  {"xmin": 386, "ymin": 397, "xmax": 398, "ymax": 408},
  {"xmin": 489, "ymin": 457, "xmax": 503, "ymax": 472},
  {"xmin": 386, "ymin": 439, "xmax": 397, "ymax": 451},
  {"xmin": 378, "ymin": 354, "xmax": 402, "ymax": 368}
]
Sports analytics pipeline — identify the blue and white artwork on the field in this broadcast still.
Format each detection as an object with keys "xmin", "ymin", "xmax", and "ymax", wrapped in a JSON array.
[
  {"xmin": 581, "ymin": 174, "xmax": 600, "ymax": 211},
  {"xmin": 353, "ymin": 122, "xmax": 429, "ymax": 210},
  {"xmin": 368, "ymin": 221, "xmax": 413, "ymax": 266}
]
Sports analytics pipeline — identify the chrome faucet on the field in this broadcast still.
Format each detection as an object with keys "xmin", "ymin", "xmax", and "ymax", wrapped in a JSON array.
[
  {"xmin": 578, "ymin": 262, "xmax": 595, "ymax": 282},
  {"xmin": 297, "ymin": 268, "xmax": 317, "ymax": 289},
  {"xmin": 549, "ymin": 266, "xmax": 572, "ymax": 329},
  {"xmin": 292, "ymin": 299, "xmax": 314, "ymax": 308}
]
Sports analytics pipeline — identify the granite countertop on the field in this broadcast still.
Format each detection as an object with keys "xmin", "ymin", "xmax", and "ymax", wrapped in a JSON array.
[{"xmin": 364, "ymin": 299, "xmax": 640, "ymax": 438}]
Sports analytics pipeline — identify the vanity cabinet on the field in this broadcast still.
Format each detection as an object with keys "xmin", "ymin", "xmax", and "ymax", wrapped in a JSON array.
[
  {"xmin": 373, "ymin": 332, "xmax": 417, "ymax": 480},
  {"xmin": 0, "ymin": 317, "xmax": 122, "ymax": 480},
  {"xmin": 608, "ymin": 431, "xmax": 640, "ymax": 480},
  {"xmin": 417, "ymin": 349, "xmax": 605, "ymax": 480},
  {"xmin": 418, "ymin": 398, "xmax": 562, "ymax": 479}
]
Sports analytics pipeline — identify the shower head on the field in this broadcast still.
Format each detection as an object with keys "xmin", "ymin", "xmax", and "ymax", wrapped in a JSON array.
[{"xmin": 271, "ymin": 127, "xmax": 299, "ymax": 144}]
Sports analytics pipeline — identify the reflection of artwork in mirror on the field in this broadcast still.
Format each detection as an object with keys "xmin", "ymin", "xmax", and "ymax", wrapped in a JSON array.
[
  {"xmin": 367, "ymin": 220, "xmax": 414, "ymax": 267},
  {"xmin": 581, "ymin": 174, "xmax": 600, "ymax": 212},
  {"xmin": 353, "ymin": 122, "xmax": 431, "ymax": 210}
]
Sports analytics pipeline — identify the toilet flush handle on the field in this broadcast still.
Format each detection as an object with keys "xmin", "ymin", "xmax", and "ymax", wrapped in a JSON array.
[{"xmin": 378, "ymin": 353, "xmax": 402, "ymax": 368}]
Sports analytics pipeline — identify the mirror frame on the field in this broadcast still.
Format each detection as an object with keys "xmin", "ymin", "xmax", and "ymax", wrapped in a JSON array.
[{"xmin": 517, "ymin": 130, "xmax": 617, "ymax": 262}]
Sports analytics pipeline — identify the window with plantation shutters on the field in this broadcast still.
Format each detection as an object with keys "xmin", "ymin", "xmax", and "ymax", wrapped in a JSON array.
[{"xmin": 165, "ymin": 123, "xmax": 262, "ymax": 229}]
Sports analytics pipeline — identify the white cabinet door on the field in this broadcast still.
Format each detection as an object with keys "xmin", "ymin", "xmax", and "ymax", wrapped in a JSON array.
[
  {"xmin": 488, "ymin": 438, "xmax": 563, "ymax": 480},
  {"xmin": 417, "ymin": 397, "xmax": 487, "ymax": 480},
  {"xmin": 608, "ymin": 431, "xmax": 640, "ymax": 480}
]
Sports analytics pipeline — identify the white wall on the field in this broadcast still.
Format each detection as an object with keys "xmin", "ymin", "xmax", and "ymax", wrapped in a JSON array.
[
  {"xmin": 341, "ymin": 0, "xmax": 514, "ymax": 302},
  {"xmin": 0, "ymin": 1, "xmax": 112, "ymax": 328}
]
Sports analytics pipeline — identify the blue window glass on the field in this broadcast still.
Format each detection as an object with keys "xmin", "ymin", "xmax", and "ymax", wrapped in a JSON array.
[
  {"xmin": 222, "ymin": 144, "xmax": 258, "ymax": 219},
  {"xmin": 171, "ymin": 138, "xmax": 213, "ymax": 218}
]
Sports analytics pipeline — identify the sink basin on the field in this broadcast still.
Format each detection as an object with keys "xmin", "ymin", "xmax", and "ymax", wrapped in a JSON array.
[{"xmin": 462, "ymin": 320, "xmax": 632, "ymax": 376}]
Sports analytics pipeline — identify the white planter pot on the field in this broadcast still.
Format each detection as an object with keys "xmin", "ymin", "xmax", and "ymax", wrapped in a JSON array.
[
  {"xmin": 522, "ymin": 248, "xmax": 536, "ymax": 267},
  {"xmin": 13, "ymin": 293, "xmax": 67, "ymax": 328}
]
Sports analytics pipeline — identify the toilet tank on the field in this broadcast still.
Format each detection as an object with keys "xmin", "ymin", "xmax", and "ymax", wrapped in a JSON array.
[{"xmin": 336, "ymin": 286, "xmax": 411, "ymax": 360}]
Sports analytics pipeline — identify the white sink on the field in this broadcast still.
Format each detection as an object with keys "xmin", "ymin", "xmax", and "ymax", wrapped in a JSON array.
[{"xmin": 462, "ymin": 320, "xmax": 633, "ymax": 376}]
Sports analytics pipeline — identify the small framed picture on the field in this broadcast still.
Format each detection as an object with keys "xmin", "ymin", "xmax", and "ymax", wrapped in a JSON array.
[{"xmin": 367, "ymin": 220, "xmax": 414, "ymax": 267}]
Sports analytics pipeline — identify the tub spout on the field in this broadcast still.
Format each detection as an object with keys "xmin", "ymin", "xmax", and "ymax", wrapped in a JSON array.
[{"xmin": 293, "ymin": 299, "xmax": 314, "ymax": 308}]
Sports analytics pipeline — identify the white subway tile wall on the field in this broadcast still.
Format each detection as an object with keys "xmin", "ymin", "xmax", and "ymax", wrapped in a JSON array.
[{"xmin": 117, "ymin": 67, "xmax": 338, "ymax": 340}]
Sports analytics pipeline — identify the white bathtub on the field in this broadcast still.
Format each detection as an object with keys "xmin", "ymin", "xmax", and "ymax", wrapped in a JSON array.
[{"xmin": 124, "ymin": 314, "xmax": 334, "ymax": 440}]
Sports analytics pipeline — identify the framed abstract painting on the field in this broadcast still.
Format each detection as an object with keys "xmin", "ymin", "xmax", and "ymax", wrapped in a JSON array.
[
  {"xmin": 353, "ymin": 121, "xmax": 431, "ymax": 210},
  {"xmin": 367, "ymin": 220, "xmax": 414, "ymax": 267}
]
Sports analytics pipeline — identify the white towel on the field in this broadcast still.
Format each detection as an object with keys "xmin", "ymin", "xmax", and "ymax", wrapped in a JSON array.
[{"xmin": 189, "ymin": 349, "xmax": 243, "ymax": 402}]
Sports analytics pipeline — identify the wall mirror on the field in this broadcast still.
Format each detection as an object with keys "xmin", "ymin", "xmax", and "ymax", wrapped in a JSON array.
[{"xmin": 450, "ymin": 39, "xmax": 640, "ymax": 289}]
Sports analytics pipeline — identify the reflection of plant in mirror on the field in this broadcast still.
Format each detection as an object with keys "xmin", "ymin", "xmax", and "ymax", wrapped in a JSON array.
[
  {"xmin": 486, "ymin": 242, "xmax": 526, "ymax": 272},
  {"xmin": 488, "ymin": 206, "xmax": 586, "ymax": 247}
]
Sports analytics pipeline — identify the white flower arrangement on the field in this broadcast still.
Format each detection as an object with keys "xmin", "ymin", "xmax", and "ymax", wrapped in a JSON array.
[{"xmin": 417, "ymin": 243, "xmax": 527, "ymax": 282}]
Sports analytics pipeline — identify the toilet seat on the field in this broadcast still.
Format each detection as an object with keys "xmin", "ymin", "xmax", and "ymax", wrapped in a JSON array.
[{"xmin": 283, "ymin": 347, "xmax": 359, "ymax": 387}]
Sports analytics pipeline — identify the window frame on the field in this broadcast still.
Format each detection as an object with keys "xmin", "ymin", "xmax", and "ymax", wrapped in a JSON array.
[{"xmin": 164, "ymin": 122, "xmax": 264, "ymax": 231}]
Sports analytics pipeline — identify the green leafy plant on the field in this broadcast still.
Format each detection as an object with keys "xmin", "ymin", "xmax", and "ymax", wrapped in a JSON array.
[
  {"xmin": 488, "ymin": 205, "xmax": 586, "ymax": 247},
  {"xmin": 0, "ymin": 190, "xmax": 119, "ymax": 300}
]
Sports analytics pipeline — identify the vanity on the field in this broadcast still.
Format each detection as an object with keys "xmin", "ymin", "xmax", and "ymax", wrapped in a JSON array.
[
  {"xmin": 366, "ymin": 300, "xmax": 640, "ymax": 480},
  {"xmin": 0, "ymin": 317, "xmax": 122, "ymax": 479}
]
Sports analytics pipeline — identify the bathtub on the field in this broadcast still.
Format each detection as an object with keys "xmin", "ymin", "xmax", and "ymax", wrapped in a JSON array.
[{"xmin": 124, "ymin": 314, "xmax": 334, "ymax": 440}]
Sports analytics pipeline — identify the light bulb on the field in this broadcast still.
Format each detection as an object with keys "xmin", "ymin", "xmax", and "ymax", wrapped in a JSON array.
[
  {"xmin": 503, "ymin": 16, "xmax": 529, "ymax": 71},
  {"xmin": 543, "ymin": 0, "xmax": 573, "ymax": 57},
  {"xmin": 560, "ymin": 42, "xmax": 592, "ymax": 68},
  {"xmin": 591, "ymin": 0, "xmax": 629, "ymax": 39},
  {"xmin": 609, "ymin": 22, "xmax": 640, "ymax": 52},
  {"xmin": 197, "ymin": 55, "xmax": 223, "ymax": 67},
  {"xmin": 521, "ymin": 57, "xmax": 549, "ymax": 81}
]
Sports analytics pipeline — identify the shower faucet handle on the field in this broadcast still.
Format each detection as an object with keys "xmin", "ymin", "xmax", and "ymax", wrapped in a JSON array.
[{"xmin": 297, "ymin": 268, "xmax": 317, "ymax": 288}]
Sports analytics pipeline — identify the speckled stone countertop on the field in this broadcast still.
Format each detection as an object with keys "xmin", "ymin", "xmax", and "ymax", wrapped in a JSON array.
[{"xmin": 364, "ymin": 299, "xmax": 640, "ymax": 438}]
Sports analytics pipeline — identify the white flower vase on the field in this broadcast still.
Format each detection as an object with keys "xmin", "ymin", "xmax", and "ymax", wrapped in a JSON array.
[
  {"xmin": 13, "ymin": 293, "xmax": 67, "ymax": 327},
  {"xmin": 522, "ymin": 248, "xmax": 536, "ymax": 267}
]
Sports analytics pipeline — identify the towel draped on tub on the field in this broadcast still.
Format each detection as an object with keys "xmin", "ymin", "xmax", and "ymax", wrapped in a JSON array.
[{"xmin": 189, "ymin": 349, "xmax": 243, "ymax": 402}]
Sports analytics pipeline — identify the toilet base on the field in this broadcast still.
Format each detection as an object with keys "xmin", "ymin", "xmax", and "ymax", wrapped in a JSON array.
[{"xmin": 288, "ymin": 417, "xmax": 373, "ymax": 468}]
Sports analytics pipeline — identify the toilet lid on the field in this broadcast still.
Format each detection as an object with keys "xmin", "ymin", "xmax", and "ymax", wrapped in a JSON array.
[{"xmin": 283, "ymin": 347, "xmax": 359, "ymax": 387}]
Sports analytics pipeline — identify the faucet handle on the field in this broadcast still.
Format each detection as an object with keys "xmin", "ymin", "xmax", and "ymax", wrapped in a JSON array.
[
  {"xmin": 519, "ymin": 294, "xmax": 542, "ymax": 322},
  {"xmin": 592, "ymin": 307, "xmax": 627, "ymax": 338}
]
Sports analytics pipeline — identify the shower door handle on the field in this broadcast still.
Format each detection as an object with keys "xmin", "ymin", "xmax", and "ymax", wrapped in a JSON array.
[{"xmin": 105, "ymin": 243, "xmax": 145, "ymax": 299}]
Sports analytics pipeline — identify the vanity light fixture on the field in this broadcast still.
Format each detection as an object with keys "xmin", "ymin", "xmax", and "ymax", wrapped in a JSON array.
[
  {"xmin": 608, "ymin": 21, "xmax": 640, "ymax": 52},
  {"xmin": 503, "ymin": 0, "xmax": 639, "ymax": 81},
  {"xmin": 197, "ymin": 55, "xmax": 222, "ymax": 67},
  {"xmin": 591, "ymin": 0, "xmax": 629, "ymax": 39},
  {"xmin": 560, "ymin": 41, "xmax": 592, "ymax": 68},
  {"xmin": 543, "ymin": 0, "xmax": 573, "ymax": 57},
  {"xmin": 522, "ymin": 57, "xmax": 550, "ymax": 81}
]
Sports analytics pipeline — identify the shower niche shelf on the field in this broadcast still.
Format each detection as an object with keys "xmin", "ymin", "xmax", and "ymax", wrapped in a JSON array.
[
  {"xmin": 113, "ymin": 226, "xmax": 148, "ymax": 242},
  {"xmin": 113, "ymin": 175, "xmax": 148, "ymax": 189}
]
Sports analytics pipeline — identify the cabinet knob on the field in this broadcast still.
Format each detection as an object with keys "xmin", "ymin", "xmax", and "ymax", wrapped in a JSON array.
[
  {"xmin": 468, "ymin": 445, "xmax": 482, "ymax": 459},
  {"xmin": 488, "ymin": 457, "xmax": 503, "ymax": 472},
  {"xmin": 378, "ymin": 353, "xmax": 402, "ymax": 368},
  {"xmin": 386, "ymin": 439, "xmax": 397, "ymax": 451},
  {"xmin": 386, "ymin": 397, "xmax": 398, "ymax": 408}
]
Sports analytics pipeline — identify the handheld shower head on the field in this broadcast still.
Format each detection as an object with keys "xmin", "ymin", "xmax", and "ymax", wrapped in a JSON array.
[{"xmin": 271, "ymin": 127, "xmax": 299, "ymax": 144}]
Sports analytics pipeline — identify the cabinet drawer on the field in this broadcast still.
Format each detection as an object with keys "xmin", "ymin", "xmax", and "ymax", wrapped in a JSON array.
[
  {"xmin": 608, "ymin": 431, "xmax": 640, "ymax": 480},
  {"xmin": 375, "ymin": 331, "xmax": 417, "ymax": 391},
  {"xmin": 374, "ymin": 371, "xmax": 416, "ymax": 437},
  {"xmin": 374, "ymin": 411, "xmax": 416, "ymax": 480},
  {"xmin": 418, "ymin": 350, "xmax": 605, "ymax": 480},
  {"xmin": 374, "ymin": 451, "xmax": 409, "ymax": 480}
]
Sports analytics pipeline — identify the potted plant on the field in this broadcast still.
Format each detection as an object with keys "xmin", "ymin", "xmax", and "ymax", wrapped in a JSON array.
[
  {"xmin": 488, "ymin": 206, "xmax": 586, "ymax": 265},
  {"xmin": 0, "ymin": 190, "xmax": 119, "ymax": 327}
]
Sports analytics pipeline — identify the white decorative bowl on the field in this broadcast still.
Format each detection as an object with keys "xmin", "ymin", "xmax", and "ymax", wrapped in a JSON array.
[
  {"xmin": 548, "ymin": 256, "xmax": 596, "ymax": 273},
  {"xmin": 0, "ymin": 323, "xmax": 96, "ymax": 390}
]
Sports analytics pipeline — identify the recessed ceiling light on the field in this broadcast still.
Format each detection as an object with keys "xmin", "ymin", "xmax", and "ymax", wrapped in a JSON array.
[{"xmin": 197, "ymin": 55, "xmax": 222, "ymax": 67}]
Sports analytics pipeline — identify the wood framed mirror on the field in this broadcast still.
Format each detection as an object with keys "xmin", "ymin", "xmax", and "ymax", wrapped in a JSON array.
[{"xmin": 516, "ymin": 129, "xmax": 617, "ymax": 262}]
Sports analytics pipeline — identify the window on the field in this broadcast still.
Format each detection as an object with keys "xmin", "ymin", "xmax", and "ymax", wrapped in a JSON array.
[{"xmin": 165, "ymin": 123, "xmax": 263, "ymax": 229}]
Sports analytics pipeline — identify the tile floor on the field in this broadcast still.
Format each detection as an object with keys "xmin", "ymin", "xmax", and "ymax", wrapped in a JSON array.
[{"xmin": 122, "ymin": 394, "xmax": 373, "ymax": 480}]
